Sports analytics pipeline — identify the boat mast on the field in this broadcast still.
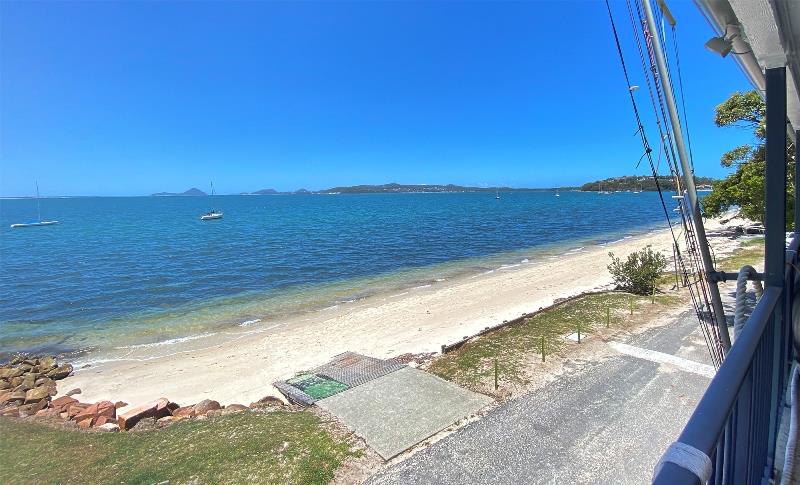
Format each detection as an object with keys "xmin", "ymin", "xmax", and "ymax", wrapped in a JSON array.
[
  {"xmin": 35, "ymin": 181, "xmax": 41, "ymax": 222},
  {"xmin": 641, "ymin": 0, "xmax": 731, "ymax": 351}
]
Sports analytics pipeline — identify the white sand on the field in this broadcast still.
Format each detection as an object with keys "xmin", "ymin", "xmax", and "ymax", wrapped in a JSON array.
[{"xmin": 59, "ymin": 220, "xmax": 737, "ymax": 409}]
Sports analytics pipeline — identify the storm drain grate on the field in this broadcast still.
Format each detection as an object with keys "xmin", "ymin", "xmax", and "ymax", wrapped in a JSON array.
[
  {"xmin": 273, "ymin": 352, "xmax": 406, "ymax": 405},
  {"xmin": 313, "ymin": 352, "xmax": 406, "ymax": 388}
]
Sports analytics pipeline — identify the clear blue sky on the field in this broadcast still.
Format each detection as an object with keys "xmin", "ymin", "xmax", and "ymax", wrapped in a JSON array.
[{"xmin": 0, "ymin": 1, "xmax": 754, "ymax": 197}]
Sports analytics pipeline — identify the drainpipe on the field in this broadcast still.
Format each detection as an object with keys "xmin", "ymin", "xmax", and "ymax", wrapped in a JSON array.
[{"xmin": 642, "ymin": 0, "xmax": 731, "ymax": 351}]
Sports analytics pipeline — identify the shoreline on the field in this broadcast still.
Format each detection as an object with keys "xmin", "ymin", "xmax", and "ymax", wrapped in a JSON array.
[{"xmin": 57, "ymin": 218, "xmax": 736, "ymax": 408}]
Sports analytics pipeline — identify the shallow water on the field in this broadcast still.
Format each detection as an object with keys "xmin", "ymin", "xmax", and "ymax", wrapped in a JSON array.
[{"xmin": 0, "ymin": 191, "xmax": 674, "ymax": 360}]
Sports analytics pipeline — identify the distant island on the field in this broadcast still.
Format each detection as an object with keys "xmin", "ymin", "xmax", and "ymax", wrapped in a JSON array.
[
  {"xmin": 152, "ymin": 177, "xmax": 717, "ymax": 197},
  {"xmin": 580, "ymin": 175, "xmax": 716, "ymax": 192},
  {"xmin": 151, "ymin": 187, "xmax": 207, "ymax": 197}
]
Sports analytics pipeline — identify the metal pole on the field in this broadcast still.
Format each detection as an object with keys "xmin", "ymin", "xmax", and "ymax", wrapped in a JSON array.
[
  {"xmin": 795, "ymin": 129, "xmax": 800, "ymax": 236},
  {"xmin": 642, "ymin": 0, "xmax": 730, "ymax": 351}
]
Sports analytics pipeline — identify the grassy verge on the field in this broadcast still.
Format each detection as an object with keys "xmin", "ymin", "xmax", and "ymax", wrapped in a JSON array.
[
  {"xmin": 428, "ymin": 291, "xmax": 679, "ymax": 390},
  {"xmin": 0, "ymin": 410, "xmax": 356, "ymax": 485},
  {"xmin": 716, "ymin": 236, "xmax": 764, "ymax": 271}
]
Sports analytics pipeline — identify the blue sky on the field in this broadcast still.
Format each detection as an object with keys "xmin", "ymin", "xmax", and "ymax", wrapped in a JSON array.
[{"xmin": 1, "ymin": 1, "xmax": 754, "ymax": 196}]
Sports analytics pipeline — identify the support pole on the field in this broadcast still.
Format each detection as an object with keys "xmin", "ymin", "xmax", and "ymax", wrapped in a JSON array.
[
  {"xmin": 764, "ymin": 65, "xmax": 787, "ymax": 481},
  {"xmin": 765, "ymin": 67, "xmax": 787, "ymax": 288},
  {"xmin": 795, "ymin": 129, "xmax": 800, "ymax": 238},
  {"xmin": 642, "ymin": 0, "xmax": 731, "ymax": 351}
]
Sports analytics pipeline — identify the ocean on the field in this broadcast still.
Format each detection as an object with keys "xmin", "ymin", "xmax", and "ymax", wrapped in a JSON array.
[{"xmin": 0, "ymin": 191, "xmax": 673, "ymax": 362}]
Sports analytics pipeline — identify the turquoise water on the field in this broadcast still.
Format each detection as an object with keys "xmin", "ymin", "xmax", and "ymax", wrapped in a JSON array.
[{"xmin": 0, "ymin": 191, "xmax": 672, "ymax": 360}]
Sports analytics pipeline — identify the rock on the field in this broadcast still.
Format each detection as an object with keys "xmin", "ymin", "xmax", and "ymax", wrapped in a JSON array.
[
  {"xmin": 35, "ymin": 408, "xmax": 62, "ymax": 418},
  {"xmin": 74, "ymin": 400, "xmax": 116, "ymax": 424},
  {"xmin": 192, "ymin": 399, "xmax": 221, "ymax": 416},
  {"xmin": 20, "ymin": 374, "xmax": 36, "ymax": 388},
  {"xmin": 156, "ymin": 416, "xmax": 177, "ymax": 428},
  {"xmin": 9, "ymin": 376, "xmax": 23, "ymax": 387},
  {"xmin": 172, "ymin": 406, "xmax": 195, "ymax": 417},
  {"xmin": 51, "ymin": 395, "xmax": 78, "ymax": 411},
  {"xmin": 98, "ymin": 422, "xmax": 119, "ymax": 432},
  {"xmin": 67, "ymin": 404, "xmax": 89, "ymax": 418},
  {"xmin": 65, "ymin": 388, "xmax": 81, "ymax": 397},
  {"xmin": 47, "ymin": 364, "xmax": 73, "ymax": 380},
  {"xmin": 18, "ymin": 399, "xmax": 48, "ymax": 416},
  {"xmin": 94, "ymin": 416, "xmax": 114, "ymax": 427},
  {"xmin": 35, "ymin": 377, "xmax": 56, "ymax": 389},
  {"xmin": 131, "ymin": 417, "xmax": 157, "ymax": 431},
  {"xmin": 0, "ymin": 380, "xmax": 10, "ymax": 390},
  {"xmin": 10, "ymin": 355, "xmax": 23, "ymax": 365},
  {"xmin": 205, "ymin": 409, "xmax": 223, "ymax": 418},
  {"xmin": 9, "ymin": 390, "xmax": 27, "ymax": 402},
  {"xmin": 117, "ymin": 398, "xmax": 172, "ymax": 430},
  {"xmin": 77, "ymin": 417, "xmax": 93, "ymax": 429},
  {"xmin": 0, "ymin": 391, "xmax": 12, "ymax": 404},
  {"xmin": 114, "ymin": 401, "xmax": 128, "ymax": 409},
  {"xmin": 222, "ymin": 404, "xmax": 249, "ymax": 414},
  {"xmin": 249, "ymin": 396, "xmax": 285, "ymax": 409},
  {"xmin": 25, "ymin": 386, "xmax": 52, "ymax": 404},
  {"xmin": 0, "ymin": 405, "xmax": 19, "ymax": 416},
  {"xmin": 17, "ymin": 363, "xmax": 33, "ymax": 373},
  {"xmin": 39, "ymin": 356, "xmax": 56, "ymax": 370}
]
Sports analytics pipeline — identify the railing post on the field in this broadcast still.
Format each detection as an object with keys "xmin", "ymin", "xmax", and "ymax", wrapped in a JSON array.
[{"xmin": 763, "ymin": 66, "xmax": 787, "ymax": 481}]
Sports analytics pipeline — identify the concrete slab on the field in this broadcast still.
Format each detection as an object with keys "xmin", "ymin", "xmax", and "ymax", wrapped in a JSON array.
[{"xmin": 317, "ymin": 367, "xmax": 493, "ymax": 459}]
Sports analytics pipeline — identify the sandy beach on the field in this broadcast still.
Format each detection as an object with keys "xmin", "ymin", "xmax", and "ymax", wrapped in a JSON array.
[{"xmin": 59, "ymin": 220, "xmax": 737, "ymax": 409}]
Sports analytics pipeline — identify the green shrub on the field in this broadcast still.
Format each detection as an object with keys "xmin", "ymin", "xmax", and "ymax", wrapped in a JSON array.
[{"xmin": 607, "ymin": 246, "xmax": 667, "ymax": 295}]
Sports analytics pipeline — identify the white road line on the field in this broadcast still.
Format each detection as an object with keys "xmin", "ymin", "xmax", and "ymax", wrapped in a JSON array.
[{"xmin": 608, "ymin": 341, "xmax": 716, "ymax": 378}]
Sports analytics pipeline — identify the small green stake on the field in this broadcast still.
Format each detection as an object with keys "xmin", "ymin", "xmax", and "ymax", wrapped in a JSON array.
[
  {"xmin": 541, "ymin": 335, "xmax": 546, "ymax": 362},
  {"xmin": 577, "ymin": 321, "xmax": 582, "ymax": 344}
]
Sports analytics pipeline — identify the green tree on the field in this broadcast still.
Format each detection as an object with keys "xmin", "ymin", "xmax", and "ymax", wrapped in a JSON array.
[
  {"xmin": 702, "ymin": 90, "xmax": 795, "ymax": 227},
  {"xmin": 607, "ymin": 246, "xmax": 667, "ymax": 295}
]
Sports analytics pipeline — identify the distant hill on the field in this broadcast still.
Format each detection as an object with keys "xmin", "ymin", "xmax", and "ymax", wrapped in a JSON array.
[
  {"xmin": 152, "ymin": 187, "xmax": 207, "ymax": 196},
  {"xmin": 251, "ymin": 188, "xmax": 279, "ymax": 195},
  {"xmin": 317, "ymin": 183, "xmax": 565, "ymax": 194},
  {"xmin": 580, "ymin": 175, "xmax": 716, "ymax": 192}
]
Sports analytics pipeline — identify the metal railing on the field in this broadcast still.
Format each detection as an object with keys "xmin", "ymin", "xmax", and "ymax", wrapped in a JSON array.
[{"xmin": 653, "ymin": 66, "xmax": 797, "ymax": 484}]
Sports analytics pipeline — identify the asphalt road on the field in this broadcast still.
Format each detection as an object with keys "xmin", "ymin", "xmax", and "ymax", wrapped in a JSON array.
[{"xmin": 368, "ymin": 311, "xmax": 714, "ymax": 485}]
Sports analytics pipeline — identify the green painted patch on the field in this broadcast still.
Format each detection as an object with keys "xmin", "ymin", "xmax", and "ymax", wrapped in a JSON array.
[{"xmin": 287, "ymin": 373, "xmax": 349, "ymax": 400}]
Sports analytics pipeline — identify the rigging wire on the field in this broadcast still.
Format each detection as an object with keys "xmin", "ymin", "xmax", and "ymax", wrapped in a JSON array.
[{"xmin": 604, "ymin": 0, "xmax": 724, "ymax": 367}]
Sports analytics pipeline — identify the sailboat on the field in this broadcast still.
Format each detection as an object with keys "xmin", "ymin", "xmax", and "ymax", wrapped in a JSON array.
[
  {"xmin": 200, "ymin": 181, "xmax": 223, "ymax": 220},
  {"xmin": 10, "ymin": 182, "xmax": 59, "ymax": 228},
  {"xmin": 495, "ymin": 189, "xmax": 501, "ymax": 200}
]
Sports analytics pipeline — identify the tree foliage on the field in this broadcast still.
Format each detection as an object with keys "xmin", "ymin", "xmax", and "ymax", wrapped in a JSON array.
[
  {"xmin": 703, "ymin": 90, "xmax": 795, "ymax": 227},
  {"xmin": 607, "ymin": 246, "xmax": 667, "ymax": 296}
]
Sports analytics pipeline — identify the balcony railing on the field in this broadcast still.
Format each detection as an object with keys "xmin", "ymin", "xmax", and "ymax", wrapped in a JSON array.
[{"xmin": 653, "ymin": 66, "xmax": 797, "ymax": 484}]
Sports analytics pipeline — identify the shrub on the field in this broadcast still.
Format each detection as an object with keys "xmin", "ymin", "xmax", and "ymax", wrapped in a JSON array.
[{"xmin": 607, "ymin": 246, "xmax": 667, "ymax": 295}]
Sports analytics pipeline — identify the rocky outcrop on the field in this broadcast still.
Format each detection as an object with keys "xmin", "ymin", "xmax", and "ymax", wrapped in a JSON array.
[{"xmin": 1, "ymin": 354, "xmax": 282, "ymax": 434}]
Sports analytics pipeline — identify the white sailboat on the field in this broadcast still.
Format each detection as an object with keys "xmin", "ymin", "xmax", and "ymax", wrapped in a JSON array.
[
  {"xmin": 200, "ymin": 181, "xmax": 223, "ymax": 220},
  {"xmin": 10, "ymin": 182, "xmax": 59, "ymax": 228},
  {"xmin": 495, "ymin": 189, "xmax": 501, "ymax": 200}
]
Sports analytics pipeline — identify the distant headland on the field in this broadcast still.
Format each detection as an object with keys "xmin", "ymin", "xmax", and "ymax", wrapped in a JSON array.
[
  {"xmin": 151, "ymin": 188, "xmax": 207, "ymax": 197},
  {"xmin": 151, "ymin": 177, "xmax": 716, "ymax": 197}
]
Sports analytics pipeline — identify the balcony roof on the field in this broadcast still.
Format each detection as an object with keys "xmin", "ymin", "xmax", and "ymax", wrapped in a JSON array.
[{"xmin": 694, "ymin": 0, "xmax": 800, "ymax": 133}]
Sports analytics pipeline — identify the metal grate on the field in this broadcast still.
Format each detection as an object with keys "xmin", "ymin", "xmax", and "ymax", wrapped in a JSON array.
[{"xmin": 313, "ymin": 352, "xmax": 405, "ymax": 388}]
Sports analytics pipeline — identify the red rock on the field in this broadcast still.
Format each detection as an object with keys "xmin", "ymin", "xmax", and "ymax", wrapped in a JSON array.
[
  {"xmin": 192, "ymin": 399, "xmax": 221, "ymax": 416},
  {"xmin": 35, "ymin": 408, "xmax": 62, "ymax": 418},
  {"xmin": 51, "ymin": 395, "xmax": 78, "ymax": 411},
  {"xmin": 172, "ymin": 406, "xmax": 195, "ymax": 417},
  {"xmin": 67, "ymin": 404, "xmax": 88, "ymax": 418},
  {"xmin": 95, "ymin": 416, "xmax": 113, "ymax": 426},
  {"xmin": 117, "ymin": 398, "xmax": 171, "ymax": 430},
  {"xmin": 77, "ymin": 416, "xmax": 93, "ymax": 429},
  {"xmin": 96, "ymin": 400, "xmax": 116, "ymax": 419},
  {"xmin": 59, "ymin": 412, "xmax": 70, "ymax": 419},
  {"xmin": 1, "ymin": 406, "xmax": 19, "ymax": 416}
]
